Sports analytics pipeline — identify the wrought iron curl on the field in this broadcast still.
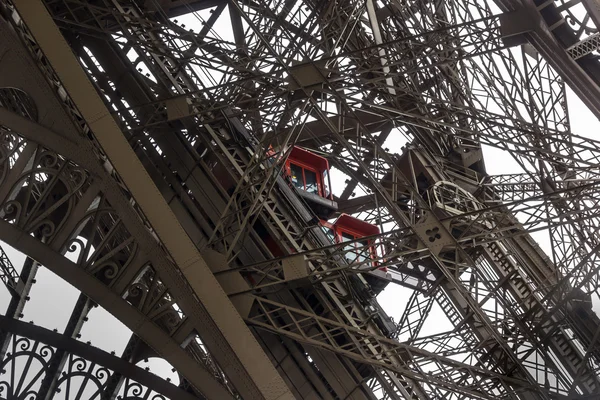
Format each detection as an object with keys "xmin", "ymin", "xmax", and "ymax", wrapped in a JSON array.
[
  {"xmin": 556, "ymin": 0, "xmax": 599, "ymax": 39},
  {"xmin": 54, "ymin": 355, "xmax": 109, "ymax": 396},
  {"xmin": 63, "ymin": 205, "xmax": 138, "ymax": 285},
  {"xmin": 0, "ymin": 336, "xmax": 55, "ymax": 399},
  {"xmin": 1, "ymin": 149, "xmax": 90, "ymax": 241},
  {"xmin": 120, "ymin": 379, "xmax": 167, "ymax": 400},
  {"xmin": 38, "ymin": 149, "xmax": 59, "ymax": 169}
]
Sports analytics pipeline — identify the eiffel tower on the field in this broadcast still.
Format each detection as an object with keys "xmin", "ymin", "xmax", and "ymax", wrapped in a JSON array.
[{"xmin": 0, "ymin": 0, "xmax": 600, "ymax": 398}]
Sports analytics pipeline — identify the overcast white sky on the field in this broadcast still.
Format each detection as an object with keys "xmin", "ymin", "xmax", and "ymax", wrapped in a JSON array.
[{"xmin": 2, "ymin": 2, "xmax": 600, "ymax": 396}]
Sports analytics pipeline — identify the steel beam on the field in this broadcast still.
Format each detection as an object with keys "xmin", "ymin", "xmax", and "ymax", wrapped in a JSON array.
[
  {"xmin": 10, "ymin": 1, "xmax": 292, "ymax": 399},
  {"xmin": 2, "ymin": 0, "xmax": 600, "ymax": 397}
]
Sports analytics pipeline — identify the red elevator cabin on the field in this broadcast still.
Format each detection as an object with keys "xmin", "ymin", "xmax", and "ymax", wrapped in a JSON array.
[
  {"xmin": 285, "ymin": 146, "xmax": 331, "ymax": 198},
  {"xmin": 321, "ymin": 214, "xmax": 390, "ymax": 294},
  {"xmin": 321, "ymin": 214, "xmax": 380, "ymax": 265},
  {"xmin": 283, "ymin": 146, "xmax": 390, "ymax": 293},
  {"xmin": 284, "ymin": 146, "xmax": 337, "ymax": 220},
  {"xmin": 252, "ymin": 146, "xmax": 391, "ymax": 296}
]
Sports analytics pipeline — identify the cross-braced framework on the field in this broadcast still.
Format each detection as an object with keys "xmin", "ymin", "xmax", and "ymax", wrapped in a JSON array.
[{"xmin": 2, "ymin": 0, "xmax": 600, "ymax": 398}]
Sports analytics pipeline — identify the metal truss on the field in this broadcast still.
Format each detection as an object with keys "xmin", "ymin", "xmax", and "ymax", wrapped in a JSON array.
[
  {"xmin": 0, "ymin": 314, "xmax": 201, "ymax": 399},
  {"xmin": 1, "ymin": 0, "xmax": 600, "ymax": 399},
  {"xmin": 246, "ymin": 296, "xmax": 538, "ymax": 399},
  {"xmin": 0, "ymin": 244, "xmax": 20, "ymax": 295}
]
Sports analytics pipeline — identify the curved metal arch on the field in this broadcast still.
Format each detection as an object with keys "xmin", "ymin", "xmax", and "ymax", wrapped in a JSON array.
[
  {"xmin": 0, "ymin": 217, "xmax": 234, "ymax": 400},
  {"xmin": 5, "ymin": 3, "xmax": 295, "ymax": 399},
  {"xmin": 7, "ymin": 0, "xmax": 600, "ymax": 396},
  {"xmin": 0, "ymin": 315, "xmax": 201, "ymax": 400},
  {"xmin": 0, "ymin": 100, "xmax": 239, "ymax": 398}
]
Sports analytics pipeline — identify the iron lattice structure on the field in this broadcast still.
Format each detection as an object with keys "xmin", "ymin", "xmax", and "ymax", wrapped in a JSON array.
[{"xmin": 1, "ymin": 0, "xmax": 600, "ymax": 398}]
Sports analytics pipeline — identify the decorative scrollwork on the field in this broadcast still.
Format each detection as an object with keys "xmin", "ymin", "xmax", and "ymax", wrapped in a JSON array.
[
  {"xmin": 124, "ymin": 264, "xmax": 187, "ymax": 335},
  {"xmin": 119, "ymin": 380, "xmax": 167, "ymax": 400},
  {"xmin": 0, "ymin": 129, "xmax": 25, "ymax": 188},
  {"xmin": 0, "ymin": 335, "xmax": 55, "ymax": 399},
  {"xmin": 555, "ymin": 0, "xmax": 599, "ymax": 40},
  {"xmin": 1, "ymin": 146, "xmax": 90, "ymax": 241},
  {"xmin": 53, "ymin": 354, "xmax": 108, "ymax": 398},
  {"xmin": 0, "ymin": 319, "xmax": 200, "ymax": 400},
  {"xmin": 63, "ymin": 196, "xmax": 138, "ymax": 286}
]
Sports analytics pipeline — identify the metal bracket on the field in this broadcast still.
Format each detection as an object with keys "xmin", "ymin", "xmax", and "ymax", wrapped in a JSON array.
[
  {"xmin": 282, "ymin": 254, "xmax": 309, "ymax": 281},
  {"xmin": 166, "ymin": 96, "xmax": 192, "ymax": 121},
  {"xmin": 413, "ymin": 212, "xmax": 453, "ymax": 256}
]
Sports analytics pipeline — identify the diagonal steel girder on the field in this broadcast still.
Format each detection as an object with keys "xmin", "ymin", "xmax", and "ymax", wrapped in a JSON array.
[
  {"xmin": 213, "ymin": 0, "xmax": 598, "ymax": 392},
  {"xmin": 245, "ymin": 295, "xmax": 543, "ymax": 399},
  {"xmin": 493, "ymin": 0, "xmax": 600, "ymax": 119},
  {"xmin": 0, "ymin": 13, "xmax": 239, "ymax": 399},
  {"xmin": 9, "ymin": 0, "xmax": 600, "ymax": 396},
  {"xmin": 8, "ymin": 1, "xmax": 293, "ymax": 399},
  {"xmin": 26, "ymin": 0, "xmax": 431, "ymax": 396}
]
